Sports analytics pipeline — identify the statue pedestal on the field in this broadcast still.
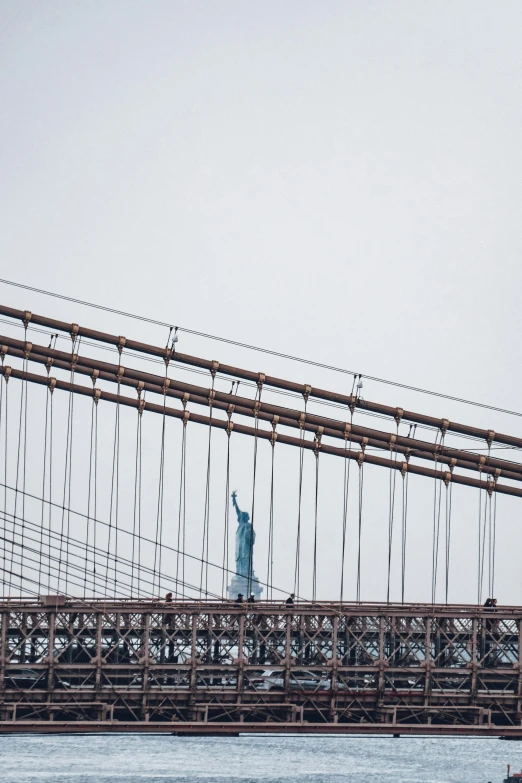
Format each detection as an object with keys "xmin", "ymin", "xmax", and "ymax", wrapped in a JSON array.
[{"xmin": 227, "ymin": 573, "xmax": 263, "ymax": 601}]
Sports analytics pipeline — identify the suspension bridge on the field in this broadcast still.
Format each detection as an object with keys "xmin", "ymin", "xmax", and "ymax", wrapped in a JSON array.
[{"xmin": 0, "ymin": 299, "xmax": 521, "ymax": 735}]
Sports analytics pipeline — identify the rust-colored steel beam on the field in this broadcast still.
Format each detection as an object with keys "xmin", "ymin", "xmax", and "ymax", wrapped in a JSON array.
[
  {"xmin": 2, "ymin": 335, "xmax": 522, "ymax": 482},
  {"xmin": 1, "ymin": 364, "xmax": 520, "ymax": 498},
  {"xmin": 1, "ymin": 304, "xmax": 521, "ymax": 449},
  {"xmin": 0, "ymin": 721, "xmax": 520, "ymax": 736},
  {"xmin": 1, "ymin": 600, "xmax": 522, "ymax": 735}
]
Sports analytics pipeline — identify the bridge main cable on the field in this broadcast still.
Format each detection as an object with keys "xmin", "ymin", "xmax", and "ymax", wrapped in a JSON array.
[
  {"xmin": 2, "ymin": 335, "xmax": 522, "ymax": 482},
  {"xmin": 0, "ymin": 304, "xmax": 520, "ymax": 450},
  {"xmin": 0, "ymin": 364, "xmax": 519, "ymax": 499}
]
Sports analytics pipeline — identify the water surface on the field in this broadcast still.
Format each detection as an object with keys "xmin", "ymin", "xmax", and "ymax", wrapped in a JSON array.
[{"xmin": 1, "ymin": 733, "xmax": 521, "ymax": 782}]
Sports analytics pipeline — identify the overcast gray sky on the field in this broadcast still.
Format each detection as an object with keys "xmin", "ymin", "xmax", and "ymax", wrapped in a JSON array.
[{"xmin": 1, "ymin": 1, "xmax": 522, "ymax": 602}]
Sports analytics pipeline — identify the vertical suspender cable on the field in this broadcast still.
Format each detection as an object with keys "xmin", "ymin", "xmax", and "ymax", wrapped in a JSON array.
[
  {"xmin": 432, "ymin": 478, "xmax": 443, "ymax": 603},
  {"xmin": 200, "ymin": 414, "xmax": 212, "ymax": 596},
  {"xmin": 486, "ymin": 440, "xmax": 494, "ymax": 600},
  {"xmin": 312, "ymin": 449, "xmax": 320, "ymax": 602},
  {"xmin": 91, "ymin": 397, "xmax": 98, "ymax": 597},
  {"xmin": 105, "ymin": 389, "xmax": 120, "ymax": 596},
  {"xmin": 248, "ymin": 379, "xmax": 263, "ymax": 596},
  {"xmin": 356, "ymin": 459, "xmax": 365, "ymax": 603},
  {"xmin": 113, "ymin": 361, "xmax": 122, "ymax": 593},
  {"xmin": 444, "ymin": 480, "xmax": 452, "ymax": 604},
  {"xmin": 386, "ymin": 422, "xmax": 399, "ymax": 603},
  {"xmin": 105, "ymin": 344, "xmax": 122, "ymax": 596},
  {"xmin": 479, "ymin": 491, "xmax": 488, "ymax": 603},
  {"xmin": 431, "ymin": 432, "xmax": 444, "ymax": 604},
  {"xmin": 47, "ymin": 385, "xmax": 54, "ymax": 593},
  {"xmin": 38, "ymin": 385, "xmax": 50, "ymax": 592},
  {"xmin": 11, "ymin": 374, "xmax": 26, "ymax": 592},
  {"xmin": 3, "ymin": 376, "xmax": 8, "ymax": 595},
  {"xmin": 176, "ymin": 410, "xmax": 187, "ymax": 599},
  {"xmin": 400, "ymin": 468, "xmax": 409, "ymax": 603},
  {"xmin": 153, "ymin": 388, "xmax": 167, "ymax": 596},
  {"xmin": 20, "ymin": 335, "xmax": 29, "ymax": 592},
  {"xmin": 491, "ymin": 492, "xmax": 497, "ymax": 598},
  {"xmin": 58, "ymin": 334, "xmax": 78, "ymax": 593},
  {"xmin": 65, "ymin": 336, "xmax": 80, "ymax": 594},
  {"xmin": 340, "ymin": 377, "xmax": 357, "ymax": 602},
  {"xmin": 487, "ymin": 487, "xmax": 493, "ymax": 599},
  {"xmin": 200, "ymin": 372, "xmax": 216, "ymax": 596},
  {"xmin": 477, "ymin": 472, "xmax": 483, "ymax": 604},
  {"xmin": 477, "ymin": 478, "xmax": 489, "ymax": 604},
  {"xmin": 83, "ymin": 396, "xmax": 96, "ymax": 598},
  {"xmin": 339, "ymin": 411, "xmax": 353, "ymax": 603},
  {"xmin": 156, "ymin": 359, "xmax": 172, "ymax": 596},
  {"xmin": 130, "ymin": 404, "xmax": 142, "ymax": 598},
  {"xmin": 221, "ymin": 422, "xmax": 232, "ymax": 599},
  {"xmin": 293, "ymin": 395, "xmax": 307, "ymax": 597},
  {"xmin": 0, "ymin": 364, "xmax": 4, "ymax": 597},
  {"xmin": 267, "ymin": 427, "xmax": 276, "ymax": 602},
  {"xmin": 181, "ymin": 418, "xmax": 187, "ymax": 598}
]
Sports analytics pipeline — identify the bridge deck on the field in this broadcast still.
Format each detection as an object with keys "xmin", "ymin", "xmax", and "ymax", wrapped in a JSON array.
[{"xmin": 1, "ymin": 599, "xmax": 521, "ymax": 735}]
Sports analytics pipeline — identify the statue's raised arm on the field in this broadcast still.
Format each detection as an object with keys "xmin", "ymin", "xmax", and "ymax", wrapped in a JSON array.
[{"xmin": 231, "ymin": 491, "xmax": 241, "ymax": 520}]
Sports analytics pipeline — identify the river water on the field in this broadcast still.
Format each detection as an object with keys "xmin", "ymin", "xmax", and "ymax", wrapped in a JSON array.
[{"xmin": 1, "ymin": 733, "xmax": 521, "ymax": 782}]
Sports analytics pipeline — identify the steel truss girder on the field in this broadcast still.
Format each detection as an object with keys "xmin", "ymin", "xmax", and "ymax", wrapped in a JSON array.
[{"xmin": 1, "ymin": 600, "xmax": 522, "ymax": 734}]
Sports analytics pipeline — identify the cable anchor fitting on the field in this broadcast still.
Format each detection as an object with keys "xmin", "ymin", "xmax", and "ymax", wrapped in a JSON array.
[
  {"xmin": 314, "ymin": 426, "xmax": 324, "ymax": 455},
  {"xmin": 93, "ymin": 388, "xmax": 101, "ymax": 404},
  {"xmin": 401, "ymin": 461, "xmax": 408, "ymax": 477},
  {"xmin": 24, "ymin": 341, "xmax": 32, "ymax": 360},
  {"xmin": 170, "ymin": 327, "xmax": 179, "ymax": 356},
  {"xmin": 117, "ymin": 336, "xmax": 126, "ymax": 355},
  {"xmin": 395, "ymin": 407, "xmax": 404, "ymax": 425},
  {"xmin": 486, "ymin": 429, "xmax": 495, "ymax": 447},
  {"xmin": 48, "ymin": 376, "xmax": 56, "ymax": 394},
  {"xmin": 3, "ymin": 366, "xmax": 11, "ymax": 383},
  {"xmin": 270, "ymin": 415, "xmax": 279, "ymax": 446},
  {"xmin": 70, "ymin": 323, "xmax": 79, "ymax": 341},
  {"xmin": 164, "ymin": 327, "xmax": 174, "ymax": 367},
  {"xmin": 210, "ymin": 360, "xmax": 219, "ymax": 378},
  {"xmin": 257, "ymin": 372, "xmax": 265, "ymax": 391},
  {"xmin": 23, "ymin": 310, "xmax": 32, "ymax": 328},
  {"xmin": 303, "ymin": 384, "xmax": 312, "ymax": 402},
  {"xmin": 440, "ymin": 419, "xmax": 450, "ymax": 436},
  {"xmin": 443, "ymin": 471, "xmax": 452, "ymax": 487}
]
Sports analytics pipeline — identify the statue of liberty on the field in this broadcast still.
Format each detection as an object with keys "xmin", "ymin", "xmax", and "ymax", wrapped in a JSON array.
[
  {"xmin": 232, "ymin": 491, "xmax": 254, "ymax": 579},
  {"xmin": 227, "ymin": 491, "xmax": 263, "ymax": 600}
]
